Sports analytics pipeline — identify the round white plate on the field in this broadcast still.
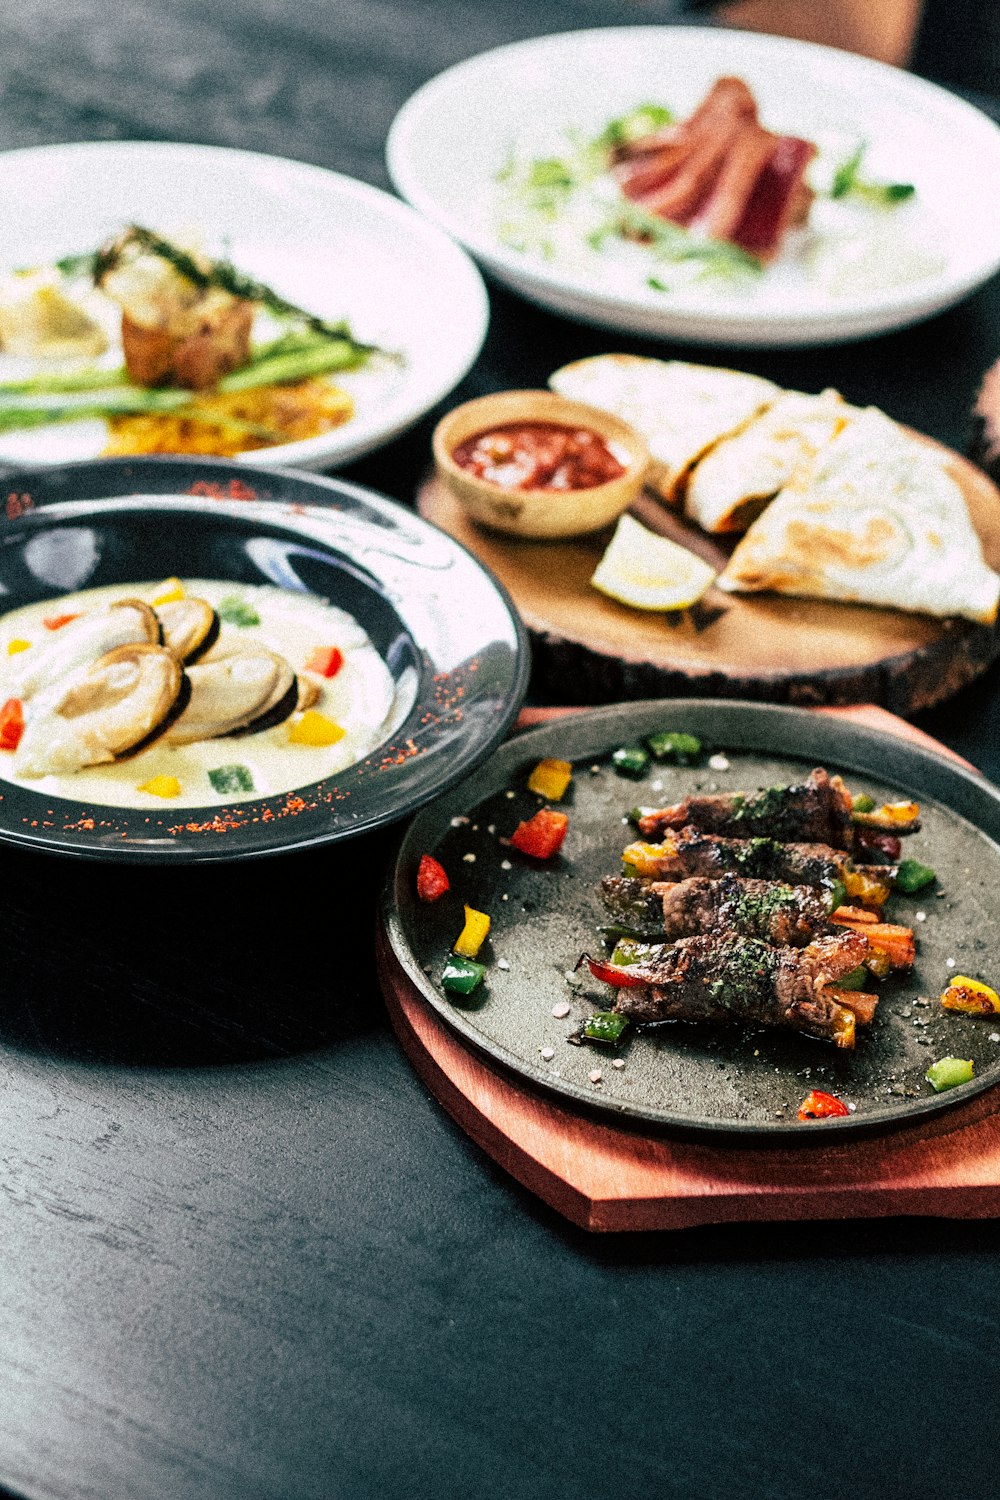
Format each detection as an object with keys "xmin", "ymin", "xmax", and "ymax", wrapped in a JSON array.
[
  {"xmin": 387, "ymin": 26, "xmax": 1000, "ymax": 348},
  {"xmin": 0, "ymin": 140, "xmax": 489, "ymax": 469}
]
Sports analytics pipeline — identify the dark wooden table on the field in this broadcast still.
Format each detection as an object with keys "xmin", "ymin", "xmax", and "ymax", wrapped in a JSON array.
[{"xmin": 2, "ymin": 5, "xmax": 1000, "ymax": 1499}]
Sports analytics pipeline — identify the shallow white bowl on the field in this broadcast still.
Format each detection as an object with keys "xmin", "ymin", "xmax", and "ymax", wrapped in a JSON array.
[
  {"xmin": 0, "ymin": 140, "xmax": 489, "ymax": 470},
  {"xmin": 387, "ymin": 25, "xmax": 1000, "ymax": 348}
]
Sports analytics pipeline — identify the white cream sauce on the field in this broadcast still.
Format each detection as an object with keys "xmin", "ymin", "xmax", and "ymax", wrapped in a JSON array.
[{"xmin": 0, "ymin": 579, "xmax": 404, "ymax": 808}]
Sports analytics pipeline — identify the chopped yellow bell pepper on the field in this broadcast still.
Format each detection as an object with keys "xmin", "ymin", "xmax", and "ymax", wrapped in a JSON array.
[
  {"xmin": 454, "ymin": 904, "xmax": 490, "ymax": 959},
  {"xmin": 621, "ymin": 840, "xmax": 671, "ymax": 878},
  {"xmin": 288, "ymin": 710, "xmax": 346, "ymax": 747},
  {"xmin": 6, "ymin": 639, "xmax": 30, "ymax": 655},
  {"xmin": 139, "ymin": 774, "xmax": 181, "ymax": 798},
  {"xmin": 941, "ymin": 976, "xmax": 1000, "ymax": 1015},
  {"xmin": 527, "ymin": 758, "xmax": 573, "ymax": 801},
  {"xmin": 151, "ymin": 577, "xmax": 185, "ymax": 605},
  {"xmin": 843, "ymin": 869, "xmax": 892, "ymax": 907}
]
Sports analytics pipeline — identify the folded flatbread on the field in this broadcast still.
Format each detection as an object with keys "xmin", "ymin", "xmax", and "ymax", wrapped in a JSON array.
[
  {"xmin": 549, "ymin": 354, "xmax": 778, "ymax": 504},
  {"xmin": 685, "ymin": 388, "xmax": 849, "ymax": 533},
  {"xmin": 718, "ymin": 407, "xmax": 1000, "ymax": 625}
]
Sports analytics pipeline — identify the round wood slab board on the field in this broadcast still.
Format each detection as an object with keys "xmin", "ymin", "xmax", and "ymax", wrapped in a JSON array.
[{"xmin": 418, "ymin": 442, "xmax": 1000, "ymax": 713}]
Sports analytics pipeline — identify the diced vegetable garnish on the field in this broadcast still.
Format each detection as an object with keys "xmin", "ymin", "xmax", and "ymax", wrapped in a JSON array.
[
  {"xmin": 825, "ymin": 879, "xmax": 848, "ymax": 914},
  {"xmin": 620, "ymin": 841, "xmax": 666, "ymax": 878},
  {"xmin": 797, "ymin": 1089, "xmax": 850, "ymax": 1120},
  {"xmin": 831, "ymin": 904, "xmax": 876, "ymax": 923},
  {"xmin": 842, "ymin": 869, "xmax": 892, "ymax": 907},
  {"xmin": 454, "ymin": 905, "xmax": 490, "ymax": 959},
  {"xmin": 151, "ymin": 577, "xmax": 185, "ymax": 605},
  {"xmin": 305, "ymin": 646, "xmax": 344, "ymax": 679},
  {"xmin": 925, "ymin": 1056, "xmax": 974, "ymax": 1093},
  {"xmin": 646, "ymin": 731, "xmax": 702, "ymax": 763},
  {"xmin": 6, "ymin": 639, "xmax": 30, "ymax": 656},
  {"xmin": 611, "ymin": 745, "xmax": 649, "ymax": 777},
  {"xmin": 217, "ymin": 595, "xmax": 261, "ymax": 627},
  {"xmin": 827, "ymin": 988, "xmax": 878, "ymax": 1026},
  {"xmin": 940, "ymin": 977, "xmax": 1000, "ymax": 1016},
  {"xmin": 864, "ymin": 949, "xmax": 892, "ymax": 980},
  {"xmin": 851, "ymin": 793, "xmax": 875, "ymax": 813},
  {"xmin": 42, "ymin": 613, "xmax": 81, "ymax": 631},
  {"xmin": 0, "ymin": 698, "xmax": 24, "ymax": 750},
  {"xmin": 629, "ymin": 805, "xmax": 657, "ymax": 826},
  {"xmin": 595, "ymin": 102, "xmax": 674, "ymax": 151},
  {"xmin": 509, "ymin": 807, "xmax": 568, "ymax": 860},
  {"xmin": 853, "ymin": 799, "xmax": 920, "ymax": 830},
  {"xmin": 584, "ymin": 954, "xmax": 648, "ymax": 989},
  {"xmin": 895, "ymin": 858, "xmax": 936, "ymax": 892},
  {"xmin": 416, "ymin": 854, "xmax": 449, "ymax": 903},
  {"xmin": 139, "ymin": 774, "xmax": 181, "ymax": 798},
  {"xmin": 441, "ymin": 955, "xmax": 486, "ymax": 996},
  {"xmin": 610, "ymin": 939, "xmax": 663, "ymax": 966},
  {"xmin": 207, "ymin": 764, "xmax": 255, "ymax": 795},
  {"xmin": 527, "ymin": 758, "xmax": 572, "ymax": 801},
  {"xmin": 830, "ymin": 911, "xmax": 915, "ymax": 969},
  {"xmin": 584, "ymin": 1011, "xmax": 629, "ymax": 1045},
  {"xmin": 836, "ymin": 965, "xmax": 869, "ymax": 991},
  {"xmin": 288, "ymin": 710, "xmax": 346, "ymax": 747}
]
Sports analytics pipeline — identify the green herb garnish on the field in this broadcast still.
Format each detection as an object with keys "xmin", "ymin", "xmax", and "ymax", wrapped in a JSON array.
[
  {"xmin": 217, "ymin": 596, "xmax": 261, "ymax": 628},
  {"xmin": 594, "ymin": 103, "xmax": 674, "ymax": 152},
  {"xmin": 646, "ymin": 731, "xmax": 702, "ymax": 764},
  {"xmin": 895, "ymin": 858, "xmax": 936, "ymax": 893},
  {"xmin": 584, "ymin": 1011, "xmax": 630, "ymax": 1045},
  {"xmin": 830, "ymin": 142, "xmax": 915, "ymax": 207},
  {"xmin": 208, "ymin": 764, "xmax": 256, "ymax": 795}
]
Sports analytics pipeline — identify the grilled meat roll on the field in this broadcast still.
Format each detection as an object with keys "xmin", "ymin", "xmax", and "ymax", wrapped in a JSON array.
[
  {"xmin": 600, "ymin": 873, "xmax": 833, "ymax": 945},
  {"xmin": 637, "ymin": 766, "xmax": 853, "ymax": 846},
  {"xmin": 622, "ymin": 825, "xmax": 895, "ymax": 899},
  {"xmin": 588, "ymin": 930, "xmax": 871, "ymax": 1047}
]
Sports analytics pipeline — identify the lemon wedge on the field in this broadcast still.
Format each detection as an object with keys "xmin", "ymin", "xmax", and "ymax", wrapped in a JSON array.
[{"xmin": 591, "ymin": 514, "xmax": 717, "ymax": 610}]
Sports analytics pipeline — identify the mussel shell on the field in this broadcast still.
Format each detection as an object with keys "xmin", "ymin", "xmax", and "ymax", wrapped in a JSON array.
[
  {"xmin": 156, "ymin": 597, "xmax": 220, "ymax": 664},
  {"xmin": 167, "ymin": 649, "xmax": 295, "ymax": 745},
  {"xmin": 14, "ymin": 642, "xmax": 184, "ymax": 776}
]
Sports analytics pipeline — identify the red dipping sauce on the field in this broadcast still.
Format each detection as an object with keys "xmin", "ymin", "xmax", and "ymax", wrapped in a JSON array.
[{"xmin": 451, "ymin": 421, "xmax": 627, "ymax": 492}]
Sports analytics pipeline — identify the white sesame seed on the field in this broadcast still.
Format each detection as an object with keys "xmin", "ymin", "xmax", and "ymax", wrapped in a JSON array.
[
  {"xmin": 621, "ymin": 816, "xmax": 630, "ymax": 824},
  {"xmin": 946, "ymin": 957, "xmax": 956, "ymax": 968},
  {"xmin": 497, "ymin": 959, "xmax": 510, "ymax": 971},
  {"xmin": 590, "ymin": 765, "xmax": 601, "ymax": 774},
  {"xmin": 505, "ymin": 790, "xmax": 515, "ymax": 799},
  {"xmin": 500, "ymin": 859, "xmax": 512, "ymax": 870},
  {"xmin": 501, "ymin": 894, "xmax": 509, "ymax": 901},
  {"xmin": 551, "ymin": 1001, "xmax": 571, "ymax": 1019},
  {"xmin": 847, "ymin": 1102, "xmax": 857, "ymax": 1113},
  {"xmin": 450, "ymin": 815, "xmax": 469, "ymax": 827},
  {"xmin": 540, "ymin": 1047, "xmax": 555, "ymax": 1061},
  {"xmin": 589, "ymin": 1069, "xmax": 602, "ymax": 1084},
  {"xmin": 487, "ymin": 824, "xmax": 496, "ymax": 835},
  {"xmin": 472, "ymin": 825, "xmax": 479, "ymax": 832},
  {"xmin": 462, "ymin": 853, "xmax": 476, "ymax": 863},
  {"xmin": 708, "ymin": 754, "xmax": 730, "ymax": 771},
  {"xmin": 991, "ymin": 1033, "xmax": 1000, "ymax": 1044},
  {"xmin": 915, "ymin": 911, "xmax": 927, "ymax": 922},
  {"xmin": 651, "ymin": 779, "xmax": 663, "ymax": 792},
  {"xmin": 612, "ymin": 1058, "xmax": 626, "ymax": 1070}
]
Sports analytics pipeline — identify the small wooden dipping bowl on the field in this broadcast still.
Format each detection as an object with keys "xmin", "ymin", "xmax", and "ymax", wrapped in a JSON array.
[{"xmin": 432, "ymin": 390, "xmax": 649, "ymax": 539}]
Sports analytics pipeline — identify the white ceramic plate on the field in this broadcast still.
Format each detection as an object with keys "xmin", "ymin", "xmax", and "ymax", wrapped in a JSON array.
[
  {"xmin": 387, "ymin": 26, "xmax": 1000, "ymax": 347},
  {"xmin": 0, "ymin": 141, "xmax": 489, "ymax": 469}
]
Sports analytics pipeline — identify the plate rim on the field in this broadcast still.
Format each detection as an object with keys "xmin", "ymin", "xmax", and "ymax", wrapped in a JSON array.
[
  {"xmin": 383, "ymin": 697, "xmax": 1000, "ymax": 1140},
  {"xmin": 0, "ymin": 138, "xmax": 490, "ymax": 471},
  {"xmin": 0, "ymin": 453, "xmax": 531, "ymax": 863},
  {"xmin": 386, "ymin": 23, "xmax": 1000, "ymax": 346}
]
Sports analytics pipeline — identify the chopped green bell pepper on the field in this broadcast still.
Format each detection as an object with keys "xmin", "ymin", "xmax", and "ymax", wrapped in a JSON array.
[
  {"xmin": 895, "ymin": 858, "xmax": 936, "ymax": 893},
  {"xmin": 646, "ymin": 731, "xmax": 701, "ymax": 763},
  {"xmin": 611, "ymin": 745, "xmax": 649, "ymax": 777},
  {"xmin": 441, "ymin": 955, "xmax": 486, "ymax": 996},
  {"xmin": 925, "ymin": 1056, "xmax": 974, "ymax": 1093},
  {"xmin": 584, "ymin": 1011, "xmax": 629, "ymax": 1045}
]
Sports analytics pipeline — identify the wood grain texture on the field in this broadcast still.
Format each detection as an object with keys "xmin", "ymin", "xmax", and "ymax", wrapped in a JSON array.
[
  {"xmin": 379, "ymin": 705, "xmax": 1000, "ymax": 1232},
  {"xmin": 419, "ymin": 444, "xmax": 1000, "ymax": 713}
]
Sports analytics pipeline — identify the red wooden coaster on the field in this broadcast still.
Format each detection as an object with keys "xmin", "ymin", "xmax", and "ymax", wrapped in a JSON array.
[{"xmin": 377, "ymin": 706, "xmax": 1000, "ymax": 1232}]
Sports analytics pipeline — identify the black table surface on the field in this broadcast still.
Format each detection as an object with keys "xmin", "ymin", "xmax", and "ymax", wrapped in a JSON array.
[{"xmin": 3, "ymin": 5, "xmax": 1000, "ymax": 1499}]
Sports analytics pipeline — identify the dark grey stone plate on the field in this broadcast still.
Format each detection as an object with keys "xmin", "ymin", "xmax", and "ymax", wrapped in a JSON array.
[{"xmin": 384, "ymin": 700, "xmax": 1000, "ymax": 1140}]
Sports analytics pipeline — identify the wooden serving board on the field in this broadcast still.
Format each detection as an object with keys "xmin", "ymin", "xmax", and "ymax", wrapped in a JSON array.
[
  {"xmin": 376, "ymin": 705, "xmax": 1000, "ymax": 1233},
  {"xmin": 418, "ymin": 443, "xmax": 1000, "ymax": 713}
]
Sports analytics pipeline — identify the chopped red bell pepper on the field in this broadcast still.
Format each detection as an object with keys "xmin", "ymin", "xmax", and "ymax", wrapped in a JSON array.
[
  {"xmin": 797, "ymin": 1089, "xmax": 850, "ymax": 1121},
  {"xmin": 509, "ymin": 807, "xmax": 569, "ymax": 860},
  {"xmin": 416, "ymin": 853, "xmax": 450, "ymax": 903},
  {"xmin": 584, "ymin": 954, "xmax": 649, "ymax": 989},
  {"xmin": 42, "ymin": 612, "xmax": 82, "ymax": 631},
  {"xmin": 305, "ymin": 646, "xmax": 344, "ymax": 679},
  {"xmin": 0, "ymin": 698, "xmax": 24, "ymax": 751}
]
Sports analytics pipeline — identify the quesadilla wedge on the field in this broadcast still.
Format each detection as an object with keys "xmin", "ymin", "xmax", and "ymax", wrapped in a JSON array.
[
  {"xmin": 718, "ymin": 407, "xmax": 1000, "ymax": 625},
  {"xmin": 685, "ymin": 387, "xmax": 849, "ymax": 533},
  {"xmin": 549, "ymin": 353, "xmax": 778, "ymax": 504}
]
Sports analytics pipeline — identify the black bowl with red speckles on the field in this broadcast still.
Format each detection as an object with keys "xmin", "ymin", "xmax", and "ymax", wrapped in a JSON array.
[{"xmin": 0, "ymin": 456, "xmax": 529, "ymax": 862}]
